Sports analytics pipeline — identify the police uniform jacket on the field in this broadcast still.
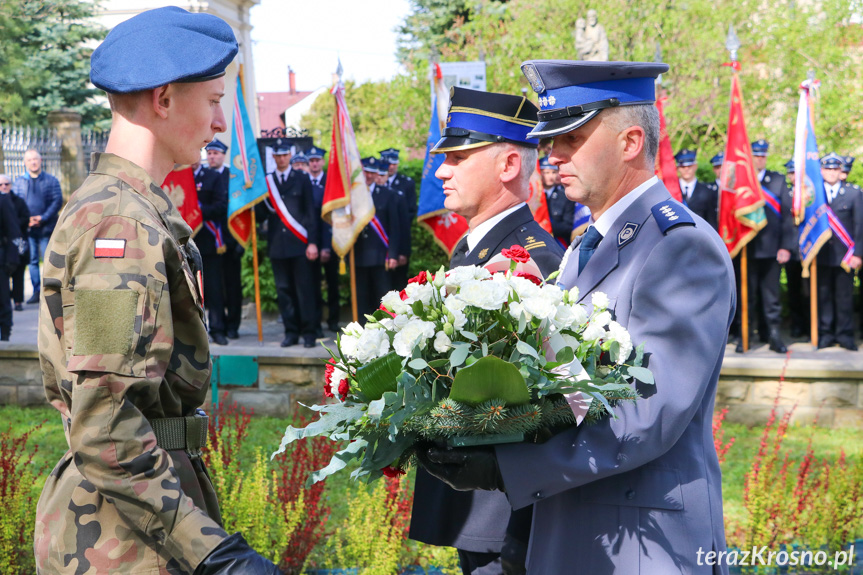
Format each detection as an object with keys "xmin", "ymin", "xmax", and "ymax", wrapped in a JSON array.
[
  {"xmin": 6, "ymin": 190, "xmax": 30, "ymax": 261},
  {"xmin": 257, "ymin": 167, "xmax": 319, "ymax": 259},
  {"xmin": 35, "ymin": 153, "xmax": 228, "ymax": 574},
  {"xmin": 410, "ymin": 204, "xmax": 564, "ymax": 553},
  {"xmin": 546, "ymin": 184, "xmax": 575, "ymax": 243},
  {"xmin": 495, "ymin": 180, "xmax": 735, "ymax": 574},
  {"xmin": 389, "ymin": 172, "xmax": 416, "ymax": 256},
  {"xmin": 353, "ymin": 183, "xmax": 401, "ymax": 267},
  {"xmin": 684, "ymin": 180, "xmax": 718, "ymax": 231},
  {"xmin": 193, "ymin": 166, "xmax": 227, "ymax": 256},
  {"xmin": 310, "ymin": 171, "xmax": 331, "ymax": 250},
  {"xmin": 750, "ymin": 170, "xmax": 795, "ymax": 259},
  {"xmin": 817, "ymin": 181, "xmax": 863, "ymax": 267}
]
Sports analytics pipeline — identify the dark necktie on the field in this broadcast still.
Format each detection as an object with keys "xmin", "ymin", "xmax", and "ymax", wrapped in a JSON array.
[
  {"xmin": 450, "ymin": 236, "xmax": 469, "ymax": 267},
  {"xmin": 578, "ymin": 226, "xmax": 603, "ymax": 275}
]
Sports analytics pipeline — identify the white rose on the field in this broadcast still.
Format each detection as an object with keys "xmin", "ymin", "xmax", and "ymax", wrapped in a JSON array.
[
  {"xmin": 381, "ymin": 291, "xmax": 409, "ymax": 315},
  {"xmin": 570, "ymin": 304, "xmax": 588, "ymax": 327},
  {"xmin": 433, "ymin": 330, "xmax": 452, "ymax": 353},
  {"xmin": 508, "ymin": 276, "xmax": 542, "ymax": 300},
  {"xmin": 582, "ymin": 322, "xmax": 606, "ymax": 342},
  {"xmin": 457, "ymin": 279, "xmax": 509, "ymax": 310},
  {"xmin": 355, "ymin": 328, "xmax": 391, "ymax": 363},
  {"xmin": 404, "ymin": 282, "xmax": 435, "ymax": 306},
  {"xmin": 591, "ymin": 291, "xmax": 610, "ymax": 310},
  {"xmin": 592, "ymin": 310, "xmax": 612, "ymax": 328},
  {"xmin": 392, "ymin": 319, "xmax": 436, "ymax": 357},
  {"xmin": 523, "ymin": 296, "xmax": 558, "ymax": 321}
]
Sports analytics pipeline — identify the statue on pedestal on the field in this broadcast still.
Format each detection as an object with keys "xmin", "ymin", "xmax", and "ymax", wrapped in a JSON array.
[{"xmin": 575, "ymin": 10, "xmax": 608, "ymax": 61}]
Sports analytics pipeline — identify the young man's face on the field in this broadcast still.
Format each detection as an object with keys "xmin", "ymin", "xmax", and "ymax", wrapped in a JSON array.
[
  {"xmin": 752, "ymin": 154, "xmax": 767, "ymax": 173},
  {"xmin": 364, "ymin": 169, "xmax": 376, "ymax": 186},
  {"xmin": 388, "ymin": 163, "xmax": 398, "ymax": 176},
  {"xmin": 293, "ymin": 161, "xmax": 309, "ymax": 172},
  {"xmin": 165, "ymin": 77, "xmax": 227, "ymax": 166},
  {"xmin": 273, "ymin": 153, "xmax": 291, "ymax": 171},
  {"xmin": 206, "ymin": 149, "xmax": 225, "ymax": 169},
  {"xmin": 308, "ymin": 157, "xmax": 324, "ymax": 175},
  {"xmin": 822, "ymin": 167, "xmax": 842, "ymax": 185},
  {"xmin": 540, "ymin": 168, "xmax": 557, "ymax": 188},
  {"xmin": 677, "ymin": 163, "xmax": 697, "ymax": 182},
  {"xmin": 713, "ymin": 165, "xmax": 722, "ymax": 180}
]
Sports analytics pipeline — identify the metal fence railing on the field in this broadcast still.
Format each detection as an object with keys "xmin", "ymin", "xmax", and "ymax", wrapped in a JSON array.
[
  {"xmin": 0, "ymin": 125, "xmax": 61, "ymax": 180},
  {"xmin": 82, "ymin": 128, "xmax": 110, "ymax": 172}
]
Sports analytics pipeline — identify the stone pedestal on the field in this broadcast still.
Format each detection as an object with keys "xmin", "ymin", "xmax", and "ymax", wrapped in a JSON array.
[{"xmin": 47, "ymin": 110, "xmax": 85, "ymax": 200}]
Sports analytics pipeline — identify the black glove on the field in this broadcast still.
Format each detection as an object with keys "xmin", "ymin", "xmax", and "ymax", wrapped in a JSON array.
[
  {"xmin": 194, "ymin": 533, "xmax": 282, "ymax": 575},
  {"xmin": 417, "ymin": 445, "xmax": 505, "ymax": 492}
]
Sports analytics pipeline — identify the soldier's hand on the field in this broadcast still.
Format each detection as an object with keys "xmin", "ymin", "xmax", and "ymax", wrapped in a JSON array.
[
  {"xmin": 194, "ymin": 533, "xmax": 282, "ymax": 575},
  {"xmin": 306, "ymin": 243, "xmax": 319, "ymax": 261},
  {"xmin": 321, "ymin": 248, "xmax": 331, "ymax": 263},
  {"xmin": 398, "ymin": 255, "xmax": 408, "ymax": 266},
  {"xmin": 386, "ymin": 258, "xmax": 398, "ymax": 270},
  {"xmin": 418, "ymin": 445, "xmax": 505, "ymax": 492},
  {"xmin": 850, "ymin": 255, "xmax": 863, "ymax": 270},
  {"xmin": 776, "ymin": 249, "xmax": 791, "ymax": 265}
]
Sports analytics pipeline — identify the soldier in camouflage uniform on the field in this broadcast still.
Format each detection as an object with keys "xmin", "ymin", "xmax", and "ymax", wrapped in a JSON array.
[{"xmin": 33, "ymin": 7, "xmax": 280, "ymax": 575}]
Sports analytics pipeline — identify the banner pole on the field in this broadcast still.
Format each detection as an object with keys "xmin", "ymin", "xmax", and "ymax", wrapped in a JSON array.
[
  {"xmin": 741, "ymin": 244, "xmax": 749, "ymax": 352},
  {"xmin": 810, "ymin": 264, "xmax": 818, "ymax": 348},
  {"xmin": 349, "ymin": 247, "xmax": 358, "ymax": 323},
  {"xmin": 251, "ymin": 210, "xmax": 263, "ymax": 344}
]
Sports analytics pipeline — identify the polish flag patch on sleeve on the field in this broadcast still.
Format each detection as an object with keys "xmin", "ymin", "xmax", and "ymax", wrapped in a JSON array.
[{"xmin": 94, "ymin": 238, "xmax": 126, "ymax": 258}]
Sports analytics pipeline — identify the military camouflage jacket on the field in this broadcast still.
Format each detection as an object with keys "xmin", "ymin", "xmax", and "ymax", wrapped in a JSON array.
[{"xmin": 34, "ymin": 153, "xmax": 227, "ymax": 574}]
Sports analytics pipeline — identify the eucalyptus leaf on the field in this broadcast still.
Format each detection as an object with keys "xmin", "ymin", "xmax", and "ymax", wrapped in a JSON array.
[
  {"xmin": 309, "ymin": 439, "xmax": 367, "ymax": 484},
  {"xmin": 356, "ymin": 352, "xmax": 403, "ymax": 400},
  {"xmin": 428, "ymin": 358, "xmax": 449, "ymax": 368},
  {"xmin": 461, "ymin": 330, "xmax": 478, "ymax": 341},
  {"xmin": 449, "ymin": 355, "xmax": 530, "ymax": 406},
  {"xmin": 516, "ymin": 340, "xmax": 540, "ymax": 360},
  {"xmin": 518, "ymin": 311, "xmax": 527, "ymax": 333},
  {"xmin": 408, "ymin": 358, "xmax": 429, "ymax": 370},
  {"xmin": 450, "ymin": 344, "xmax": 470, "ymax": 367},
  {"xmin": 367, "ymin": 397, "xmax": 387, "ymax": 420},
  {"xmin": 626, "ymin": 366, "xmax": 654, "ymax": 385}
]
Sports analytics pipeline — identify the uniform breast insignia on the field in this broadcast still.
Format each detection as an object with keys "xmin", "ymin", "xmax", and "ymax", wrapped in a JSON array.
[
  {"xmin": 763, "ymin": 174, "xmax": 771, "ymax": 183},
  {"xmin": 617, "ymin": 222, "xmax": 640, "ymax": 248},
  {"xmin": 478, "ymin": 248, "xmax": 489, "ymax": 260},
  {"xmin": 526, "ymin": 236, "xmax": 535, "ymax": 243},
  {"xmin": 94, "ymin": 238, "xmax": 126, "ymax": 258},
  {"xmin": 651, "ymin": 201, "xmax": 695, "ymax": 234}
]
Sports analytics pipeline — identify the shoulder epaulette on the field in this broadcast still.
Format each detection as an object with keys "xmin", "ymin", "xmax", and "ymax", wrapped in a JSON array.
[{"xmin": 651, "ymin": 201, "xmax": 695, "ymax": 234}]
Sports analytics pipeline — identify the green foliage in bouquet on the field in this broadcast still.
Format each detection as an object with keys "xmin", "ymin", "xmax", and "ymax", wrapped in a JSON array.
[{"xmin": 274, "ymin": 252, "xmax": 654, "ymax": 484}]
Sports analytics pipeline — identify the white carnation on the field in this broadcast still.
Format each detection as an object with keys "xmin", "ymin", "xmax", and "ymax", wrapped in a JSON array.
[
  {"xmin": 392, "ymin": 313, "xmax": 411, "ymax": 331},
  {"xmin": 509, "ymin": 301, "xmax": 529, "ymax": 324},
  {"xmin": 508, "ymin": 276, "xmax": 542, "ymax": 300},
  {"xmin": 340, "ymin": 334, "xmax": 360, "ymax": 359},
  {"xmin": 551, "ymin": 303, "xmax": 578, "ymax": 329},
  {"xmin": 450, "ymin": 307, "xmax": 467, "ymax": 330},
  {"xmin": 354, "ymin": 328, "xmax": 391, "ymax": 363},
  {"xmin": 404, "ymin": 282, "xmax": 435, "ymax": 306},
  {"xmin": 607, "ymin": 321, "xmax": 633, "ymax": 364},
  {"xmin": 392, "ymin": 319, "xmax": 436, "ymax": 357},
  {"xmin": 591, "ymin": 291, "xmax": 610, "ymax": 310},
  {"xmin": 582, "ymin": 322, "xmax": 606, "ymax": 342},
  {"xmin": 538, "ymin": 284, "xmax": 565, "ymax": 305},
  {"xmin": 444, "ymin": 295, "xmax": 467, "ymax": 312},
  {"xmin": 381, "ymin": 291, "xmax": 410, "ymax": 315},
  {"xmin": 343, "ymin": 321, "xmax": 363, "ymax": 337},
  {"xmin": 433, "ymin": 331, "xmax": 452, "ymax": 353},
  {"xmin": 592, "ymin": 310, "xmax": 612, "ymax": 328},
  {"xmin": 523, "ymin": 296, "xmax": 558, "ymax": 321},
  {"xmin": 445, "ymin": 265, "xmax": 491, "ymax": 288},
  {"xmin": 331, "ymin": 366, "xmax": 347, "ymax": 385},
  {"xmin": 457, "ymin": 279, "xmax": 509, "ymax": 310}
]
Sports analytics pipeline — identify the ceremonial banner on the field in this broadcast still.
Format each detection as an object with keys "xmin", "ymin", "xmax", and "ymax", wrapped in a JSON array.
[
  {"xmin": 571, "ymin": 202, "xmax": 591, "ymax": 241},
  {"xmin": 718, "ymin": 72, "xmax": 766, "ymax": 257},
  {"xmin": 162, "ymin": 166, "xmax": 202, "ymax": 234},
  {"xmin": 654, "ymin": 95, "xmax": 682, "ymax": 202},
  {"xmin": 417, "ymin": 63, "xmax": 469, "ymax": 257},
  {"xmin": 321, "ymin": 80, "xmax": 375, "ymax": 258},
  {"xmin": 527, "ymin": 165, "xmax": 553, "ymax": 234},
  {"xmin": 228, "ymin": 78, "xmax": 268, "ymax": 247},
  {"xmin": 793, "ymin": 79, "xmax": 853, "ymax": 274}
]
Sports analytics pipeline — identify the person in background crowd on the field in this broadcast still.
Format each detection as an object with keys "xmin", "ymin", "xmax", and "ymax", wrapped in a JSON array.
[
  {"xmin": 257, "ymin": 142, "xmax": 319, "ymax": 348},
  {"xmin": 353, "ymin": 156, "xmax": 400, "ymax": 320},
  {"xmin": 307, "ymin": 146, "xmax": 340, "ymax": 333},
  {"xmin": 783, "ymin": 158, "xmax": 809, "ymax": 339},
  {"xmin": 375, "ymin": 153, "xmax": 410, "ymax": 291},
  {"xmin": 540, "ymin": 155, "xmax": 574, "ymax": 249},
  {"xmin": 291, "ymin": 152, "xmax": 309, "ymax": 173},
  {"xmin": 841, "ymin": 155, "xmax": 855, "ymax": 183},
  {"xmin": 12, "ymin": 148, "xmax": 62, "ymax": 304},
  {"xmin": 675, "ymin": 148, "xmax": 718, "ymax": 230},
  {"xmin": 381, "ymin": 148, "xmax": 416, "ymax": 289},
  {"xmin": 1, "ymin": 174, "xmax": 30, "ymax": 312},
  {"xmin": 710, "ymin": 152, "xmax": 724, "ymax": 189},
  {"xmin": 0, "ymin": 174, "xmax": 22, "ymax": 338},
  {"xmin": 817, "ymin": 152, "xmax": 863, "ymax": 350}
]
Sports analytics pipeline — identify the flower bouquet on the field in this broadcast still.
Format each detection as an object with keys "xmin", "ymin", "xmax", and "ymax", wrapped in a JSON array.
[{"xmin": 273, "ymin": 246, "xmax": 654, "ymax": 483}]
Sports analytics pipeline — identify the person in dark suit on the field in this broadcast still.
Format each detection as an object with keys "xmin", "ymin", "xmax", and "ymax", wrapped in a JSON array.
[
  {"xmin": 308, "ymin": 146, "xmax": 340, "ymax": 333},
  {"xmin": 817, "ymin": 152, "xmax": 863, "ymax": 350},
  {"xmin": 540, "ymin": 155, "xmax": 574, "ymax": 249},
  {"xmin": 675, "ymin": 148, "xmax": 718, "ymax": 231},
  {"xmin": 0, "ymin": 174, "xmax": 22, "ymax": 337},
  {"xmin": 419, "ymin": 60, "xmax": 735, "ymax": 575},
  {"xmin": 381, "ymin": 148, "xmax": 416, "ymax": 289},
  {"xmin": 1, "ymin": 174, "xmax": 29, "ymax": 312},
  {"xmin": 409, "ymin": 86, "xmax": 563, "ymax": 575},
  {"xmin": 710, "ymin": 152, "xmax": 724, "ymax": 190},
  {"xmin": 352, "ymin": 156, "xmax": 400, "ymax": 320},
  {"xmin": 194, "ymin": 139, "xmax": 230, "ymax": 345},
  {"xmin": 783, "ymin": 158, "xmax": 809, "ymax": 339},
  {"xmin": 375, "ymin": 155, "xmax": 410, "ymax": 292},
  {"xmin": 256, "ymin": 143, "xmax": 319, "ymax": 347}
]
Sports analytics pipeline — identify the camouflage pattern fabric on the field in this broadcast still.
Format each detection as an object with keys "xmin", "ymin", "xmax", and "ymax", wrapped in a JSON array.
[{"xmin": 34, "ymin": 153, "xmax": 228, "ymax": 574}]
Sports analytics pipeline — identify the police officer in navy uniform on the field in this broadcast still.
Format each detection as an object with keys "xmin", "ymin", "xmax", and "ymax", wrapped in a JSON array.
[
  {"xmin": 353, "ymin": 156, "xmax": 401, "ymax": 321},
  {"xmin": 675, "ymin": 148, "xmax": 718, "ymax": 230},
  {"xmin": 381, "ymin": 148, "xmax": 416, "ymax": 290},
  {"xmin": 817, "ymin": 152, "xmax": 863, "ymax": 350},
  {"xmin": 842, "ymin": 155, "xmax": 856, "ymax": 183},
  {"xmin": 257, "ymin": 142, "xmax": 319, "ymax": 347},
  {"xmin": 376, "ymin": 153, "xmax": 410, "ymax": 291},
  {"xmin": 710, "ymin": 152, "xmax": 724, "ymax": 189},
  {"xmin": 737, "ymin": 139, "xmax": 791, "ymax": 353},
  {"xmin": 195, "ymin": 139, "xmax": 230, "ymax": 346},
  {"xmin": 782, "ymin": 158, "xmax": 809, "ymax": 339},
  {"xmin": 308, "ymin": 145, "xmax": 340, "ymax": 332},
  {"xmin": 410, "ymin": 86, "xmax": 564, "ymax": 575},
  {"xmin": 540, "ymin": 155, "xmax": 574, "ymax": 248}
]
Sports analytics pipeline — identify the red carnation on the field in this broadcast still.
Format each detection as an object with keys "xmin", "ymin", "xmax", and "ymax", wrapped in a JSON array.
[
  {"xmin": 408, "ymin": 271, "xmax": 428, "ymax": 285},
  {"xmin": 399, "ymin": 289, "xmax": 408, "ymax": 301},
  {"xmin": 514, "ymin": 271, "xmax": 542, "ymax": 286},
  {"xmin": 338, "ymin": 378, "xmax": 350, "ymax": 401},
  {"xmin": 324, "ymin": 358, "xmax": 337, "ymax": 398},
  {"xmin": 501, "ymin": 245, "xmax": 530, "ymax": 263},
  {"xmin": 378, "ymin": 304, "xmax": 396, "ymax": 318},
  {"xmin": 382, "ymin": 465, "xmax": 406, "ymax": 478}
]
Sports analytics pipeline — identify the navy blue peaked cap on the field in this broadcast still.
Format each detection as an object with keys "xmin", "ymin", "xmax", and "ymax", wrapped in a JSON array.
[
  {"xmin": 362, "ymin": 156, "xmax": 384, "ymax": 172},
  {"xmin": 91, "ymin": 7, "xmax": 238, "ymax": 94},
  {"xmin": 784, "ymin": 158, "xmax": 795, "ymax": 172},
  {"xmin": 432, "ymin": 87, "xmax": 539, "ymax": 154},
  {"xmin": 520, "ymin": 60, "xmax": 667, "ymax": 138},
  {"xmin": 674, "ymin": 149, "xmax": 697, "ymax": 167},
  {"xmin": 306, "ymin": 146, "xmax": 326, "ymax": 159},
  {"xmin": 272, "ymin": 141, "xmax": 293, "ymax": 155},
  {"xmin": 821, "ymin": 152, "xmax": 844, "ymax": 169},
  {"xmin": 751, "ymin": 139, "xmax": 769, "ymax": 157},
  {"xmin": 380, "ymin": 148, "xmax": 400, "ymax": 163},
  {"xmin": 291, "ymin": 153, "xmax": 308, "ymax": 164},
  {"xmin": 205, "ymin": 139, "xmax": 228, "ymax": 153},
  {"xmin": 539, "ymin": 156, "xmax": 557, "ymax": 170},
  {"xmin": 843, "ymin": 155, "xmax": 855, "ymax": 173},
  {"xmin": 710, "ymin": 153, "xmax": 724, "ymax": 167}
]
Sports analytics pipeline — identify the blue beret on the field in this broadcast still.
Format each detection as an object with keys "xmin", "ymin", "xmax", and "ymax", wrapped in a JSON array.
[
  {"xmin": 821, "ymin": 152, "xmax": 844, "ymax": 169},
  {"xmin": 380, "ymin": 148, "xmax": 400, "ymax": 163},
  {"xmin": 520, "ymin": 60, "xmax": 667, "ymax": 138},
  {"xmin": 539, "ymin": 156, "xmax": 557, "ymax": 170},
  {"xmin": 843, "ymin": 155, "xmax": 855, "ymax": 173},
  {"xmin": 432, "ymin": 87, "xmax": 539, "ymax": 154},
  {"xmin": 91, "ymin": 7, "xmax": 238, "ymax": 94},
  {"xmin": 751, "ymin": 139, "xmax": 769, "ymax": 157},
  {"xmin": 784, "ymin": 158, "xmax": 795, "ymax": 172},
  {"xmin": 291, "ymin": 153, "xmax": 308, "ymax": 164},
  {"xmin": 710, "ymin": 153, "xmax": 724, "ymax": 167},
  {"xmin": 306, "ymin": 146, "xmax": 326, "ymax": 159},
  {"xmin": 205, "ymin": 139, "xmax": 228, "ymax": 153},
  {"xmin": 674, "ymin": 149, "xmax": 697, "ymax": 167}
]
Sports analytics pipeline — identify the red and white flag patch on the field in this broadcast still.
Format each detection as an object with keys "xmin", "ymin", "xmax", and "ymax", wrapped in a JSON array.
[{"xmin": 94, "ymin": 238, "xmax": 126, "ymax": 258}]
